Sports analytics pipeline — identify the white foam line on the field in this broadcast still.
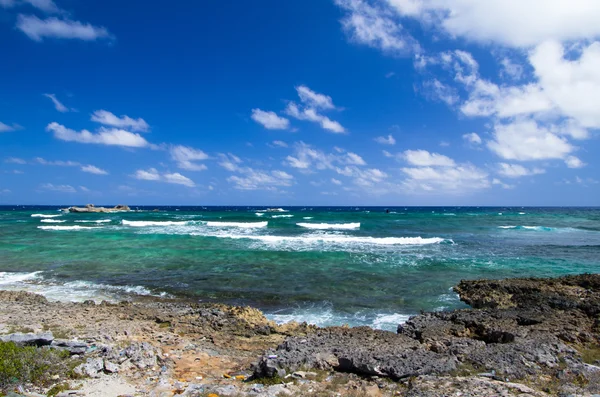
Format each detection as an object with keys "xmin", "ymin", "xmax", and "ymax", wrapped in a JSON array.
[
  {"xmin": 226, "ymin": 234, "xmax": 446, "ymax": 246},
  {"xmin": 206, "ymin": 221, "xmax": 268, "ymax": 228},
  {"xmin": 297, "ymin": 222, "xmax": 360, "ymax": 230},
  {"xmin": 122, "ymin": 220, "xmax": 187, "ymax": 227},
  {"xmin": 31, "ymin": 214, "xmax": 61, "ymax": 218},
  {"xmin": 38, "ymin": 225, "xmax": 96, "ymax": 231}
]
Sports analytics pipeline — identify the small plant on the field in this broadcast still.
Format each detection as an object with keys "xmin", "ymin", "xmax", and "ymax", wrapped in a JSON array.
[
  {"xmin": 0, "ymin": 341, "xmax": 72, "ymax": 392},
  {"xmin": 46, "ymin": 382, "xmax": 71, "ymax": 396},
  {"xmin": 577, "ymin": 344, "xmax": 600, "ymax": 364}
]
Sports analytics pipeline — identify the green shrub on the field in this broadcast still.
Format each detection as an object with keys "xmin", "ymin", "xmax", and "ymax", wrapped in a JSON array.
[{"xmin": 0, "ymin": 341, "xmax": 70, "ymax": 391}]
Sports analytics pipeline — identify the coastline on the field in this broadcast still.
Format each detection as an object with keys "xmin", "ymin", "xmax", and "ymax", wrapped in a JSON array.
[{"xmin": 2, "ymin": 274, "xmax": 600, "ymax": 396}]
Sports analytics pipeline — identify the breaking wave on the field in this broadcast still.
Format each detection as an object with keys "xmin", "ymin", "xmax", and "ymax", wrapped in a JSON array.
[{"xmin": 297, "ymin": 222, "xmax": 360, "ymax": 230}]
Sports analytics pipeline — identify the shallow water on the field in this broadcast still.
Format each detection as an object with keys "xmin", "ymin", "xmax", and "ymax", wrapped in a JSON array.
[{"xmin": 1, "ymin": 206, "xmax": 599, "ymax": 331}]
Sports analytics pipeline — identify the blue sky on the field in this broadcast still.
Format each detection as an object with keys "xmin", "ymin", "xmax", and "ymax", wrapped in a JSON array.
[{"xmin": 1, "ymin": 0, "xmax": 599, "ymax": 205}]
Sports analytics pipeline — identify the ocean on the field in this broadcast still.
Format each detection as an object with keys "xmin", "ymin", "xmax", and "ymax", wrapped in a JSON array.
[{"xmin": 1, "ymin": 206, "xmax": 599, "ymax": 331}]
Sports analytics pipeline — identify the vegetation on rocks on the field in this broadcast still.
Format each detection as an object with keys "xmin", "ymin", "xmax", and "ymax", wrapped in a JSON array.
[{"xmin": 0, "ymin": 341, "xmax": 72, "ymax": 392}]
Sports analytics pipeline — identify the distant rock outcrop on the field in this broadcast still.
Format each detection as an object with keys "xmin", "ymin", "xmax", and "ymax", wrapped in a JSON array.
[{"xmin": 66, "ymin": 204, "xmax": 131, "ymax": 213}]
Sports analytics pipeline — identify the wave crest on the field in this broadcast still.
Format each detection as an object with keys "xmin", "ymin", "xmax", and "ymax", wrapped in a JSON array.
[{"xmin": 297, "ymin": 222, "xmax": 360, "ymax": 230}]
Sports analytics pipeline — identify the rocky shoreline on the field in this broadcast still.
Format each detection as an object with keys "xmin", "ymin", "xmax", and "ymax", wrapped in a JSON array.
[{"xmin": 2, "ymin": 274, "xmax": 600, "ymax": 396}]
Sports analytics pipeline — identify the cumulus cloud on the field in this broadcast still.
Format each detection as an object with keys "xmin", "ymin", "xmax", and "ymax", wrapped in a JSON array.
[
  {"xmin": 47, "ymin": 122, "xmax": 150, "ymax": 148},
  {"xmin": 250, "ymin": 109, "xmax": 290, "ymax": 130},
  {"xmin": 81, "ymin": 165, "xmax": 108, "ymax": 175},
  {"xmin": 91, "ymin": 110, "xmax": 150, "ymax": 132},
  {"xmin": 169, "ymin": 145, "xmax": 209, "ymax": 171},
  {"xmin": 403, "ymin": 150, "xmax": 456, "ymax": 167},
  {"xmin": 487, "ymin": 120, "xmax": 574, "ymax": 161},
  {"xmin": 218, "ymin": 153, "xmax": 294, "ymax": 191},
  {"xmin": 331, "ymin": 178, "xmax": 343, "ymax": 185},
  {"xmin": 565, "ymin": 155, "xmax": 585, "ymax": 169},
  {"xmin": 374, "ymin": 134, "xmax": 396, "ymax": 145},
  {"xmin": 284, "ymin": 86, "xmax": 346, "ymax": 134},
  {"xmin": 285, "ymin": 103, "xmax": 345, "ymax": 134},
  {"xmin": 296, "ymin": 85, "xmax": 336, "ymax": 110},
  {"xmin": 462, "ymin": 132, "xmax": 482, "ymax": 145},
  {"xmin": 334, "ymin": 0, "xmax": 418, "ymax": 55},
  {"xmin": 386, "ymin": 0, "xmax": 600, "ymax": 48},
  {"xmin": 402, "ymin": 164, "xmax": 490, "ymax": 193},
  {"xmin": 43, "ymin": 93, "xmax": 70, "ymax": 112},
  {"xmin": 17, "ymin": 15, "xmax": 113, "ymax": 42},
  {"xmin": 132, "ymin": 168, "xmax": 195, "ymax": 187},
  {"xmin": 497, "ymin": 163, "xmax": 545, "ymax": 178}
]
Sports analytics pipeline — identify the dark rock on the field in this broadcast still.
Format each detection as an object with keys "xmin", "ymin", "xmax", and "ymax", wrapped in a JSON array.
[
  {"xmin": 0, "ymin": 331, "xmax": 53, "ymax": 346},
  {"xmin": 51, "ymin": 339, "xmax": 88, "ymax": 354}
]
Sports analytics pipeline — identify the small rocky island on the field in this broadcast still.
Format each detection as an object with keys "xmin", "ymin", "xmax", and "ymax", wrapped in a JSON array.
[
  {"xmin": 1, "ymin": 274, "xmax": 600, "ymax": 396},
  {"xmin": 64, "ymin": 204, "xmax": 131, "ymax": 213}
]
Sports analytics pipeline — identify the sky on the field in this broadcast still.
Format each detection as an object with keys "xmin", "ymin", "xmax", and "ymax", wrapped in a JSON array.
[{"xmin": 1, "ymin": 0, "xmax": 599, "ymax": 206}]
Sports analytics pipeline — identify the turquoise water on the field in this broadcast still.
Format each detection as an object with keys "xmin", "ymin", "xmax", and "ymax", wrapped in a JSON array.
[{"xmin": 1, "ymin": 206, "xmax": 599, "ymax": 330}]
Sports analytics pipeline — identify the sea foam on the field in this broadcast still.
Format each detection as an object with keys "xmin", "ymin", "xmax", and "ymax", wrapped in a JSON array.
[
  {"xmin": 297, "ymin": 222, "xmax": 360, "ymax": 230},
  {"xmin": 75, "ymin": 219, "xmax": 112, "ymax": 223},
  {"xmin": 40, "ymin": 219, "xmax": 66, "ymax": 223},
  {"xmin": 38, "ymin": 225, "xmax": 96, "ymax": 231},
  {"xmin": 271, "ymin": 214, "xmax": 293, "ymax": 218},
  {"xmin": 206, "ymin": 221, "xmax": 268, "ymax": 228},
  {"xmin": 227, "ymin": 234, "xmax": 446, "ymax": 246},
  {"xmin": 122, "ymin": 220, "xmax": 187, "ymax": 227},
  {"xmin": 31, "ymin": 214, "xmax": 61, "ymax": 218}
]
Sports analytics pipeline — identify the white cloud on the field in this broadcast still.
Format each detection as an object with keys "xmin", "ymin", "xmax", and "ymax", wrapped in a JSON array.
[
  {"xmin": 402, "ymin": 164, "xmax": 490, "ymax": 193},
  {"xmin": 251, "ymin": 109, "xmax": 290, "ymax": 130},
  {"xmin": 169, "ymin": 145, "xmax": 208, "ymax": 171},
  {"xmin": 487, "ymin": 120, "xmax": 574, "ymax": 161},
  {"xmin": 91, "ymin": 110, "xmax": 150, "ymax": 132},
  {"xmin": 335, "ymin": 0, "xmax": 418, "ymax": 55},
  {"xmin": 500, "ymin": 57, "xmax": 524, "ymax": 80},
  {"xmin": 331, "ymin": 178, "xmax": 342, "ymax": 185},
  {"xmin": 40, "ymin": 183, "xmax": 76, "ymax": 193},
  {"xmin": 5, "ymin": 157, "xmax": 26, "ymax": 164},
  {"xmin": 565, "ymin": 155, "xmax": 585, "ymax": 169},
  {"xmin": 403, "ymin": 149, "xmax": 456, "ymax": 167},
  {"xmin": 374, "ymin": 134, "xmax": 396, "ymax": 145},
  {"xmin": 133, "ymin": 168, "xmax": 160, "ymax": 181},
  {"xmin": 132, "ymin": 168, "xmax": 195, "ymax": 187},
  {"xmin": 43, "ymin": 93, "xmax": 69, "ymax": 112},
  {"xmin": 462, "ymin": 132, "xmax": 482, "ymax": 145},
  {"xmin": 272, "ymin": 140, "xmax": 288, "ymax": 148},
  {"xmin": 163, "ymin": 172, "xmax": 195, "ymax": 187},
  {"xmin": 492, "ymin": 178, "xmax": 515, "ymax": 189},
  {"xmin": 35, "ymin": 157, "xmax": 79, "ymax": 166},
  {"xmin": 227, "ymin": 170, "xmax": 293, "ymax": 191},
  {"xmin": 81, "ymin": 165, "xmax": 108, "ymax": 175},
  {"xmin": 47, "ymin": 122, "xmax": 150, "ymax": 148},
  {"xmin": 17, "ymin": 15, "xmax": 113, "ymax": 42},
  {"xmin": 219, "ymin": 153, "xmax": 294, "ymax": 191},
  {"xmin": 79, "ymin": 186, "xmax": 90, "ymax": 192},
  {"xmin": 0, "ymin": 122, "xmax": 23, "ymax": 132},
  {"xmin": 387, "ymin": 0, "xmax": 600, "ymax": 48},
  {"xmin": 497, "ymin": 163, "xmax": 545, "ymax": 178},
  {"xmin": 218, "ymin": 153, "xmax": 243, "ymax": 172},
  {"xmin": 422, "ymin": 79, "xmax": 459, "ymax": 105},
  {"xmin": 285, "ymin": 103, "xmax": 345, "ymax": 134},
  {"xmin": 1, "ymin": 0, "xmax": 59, "ymax": 13},
  {"xmin": 296, "ymin": 85, "xmax": 336, "ymax": 110},
  {"xmin": 345, "ymin": 152, "xmax": 367, "ymax": 165}
]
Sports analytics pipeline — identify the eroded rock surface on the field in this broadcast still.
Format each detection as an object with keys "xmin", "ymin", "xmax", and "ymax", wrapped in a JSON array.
[{"xmin": 255, "ymin": 274, "xmax": 600, "ymax": 395}]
